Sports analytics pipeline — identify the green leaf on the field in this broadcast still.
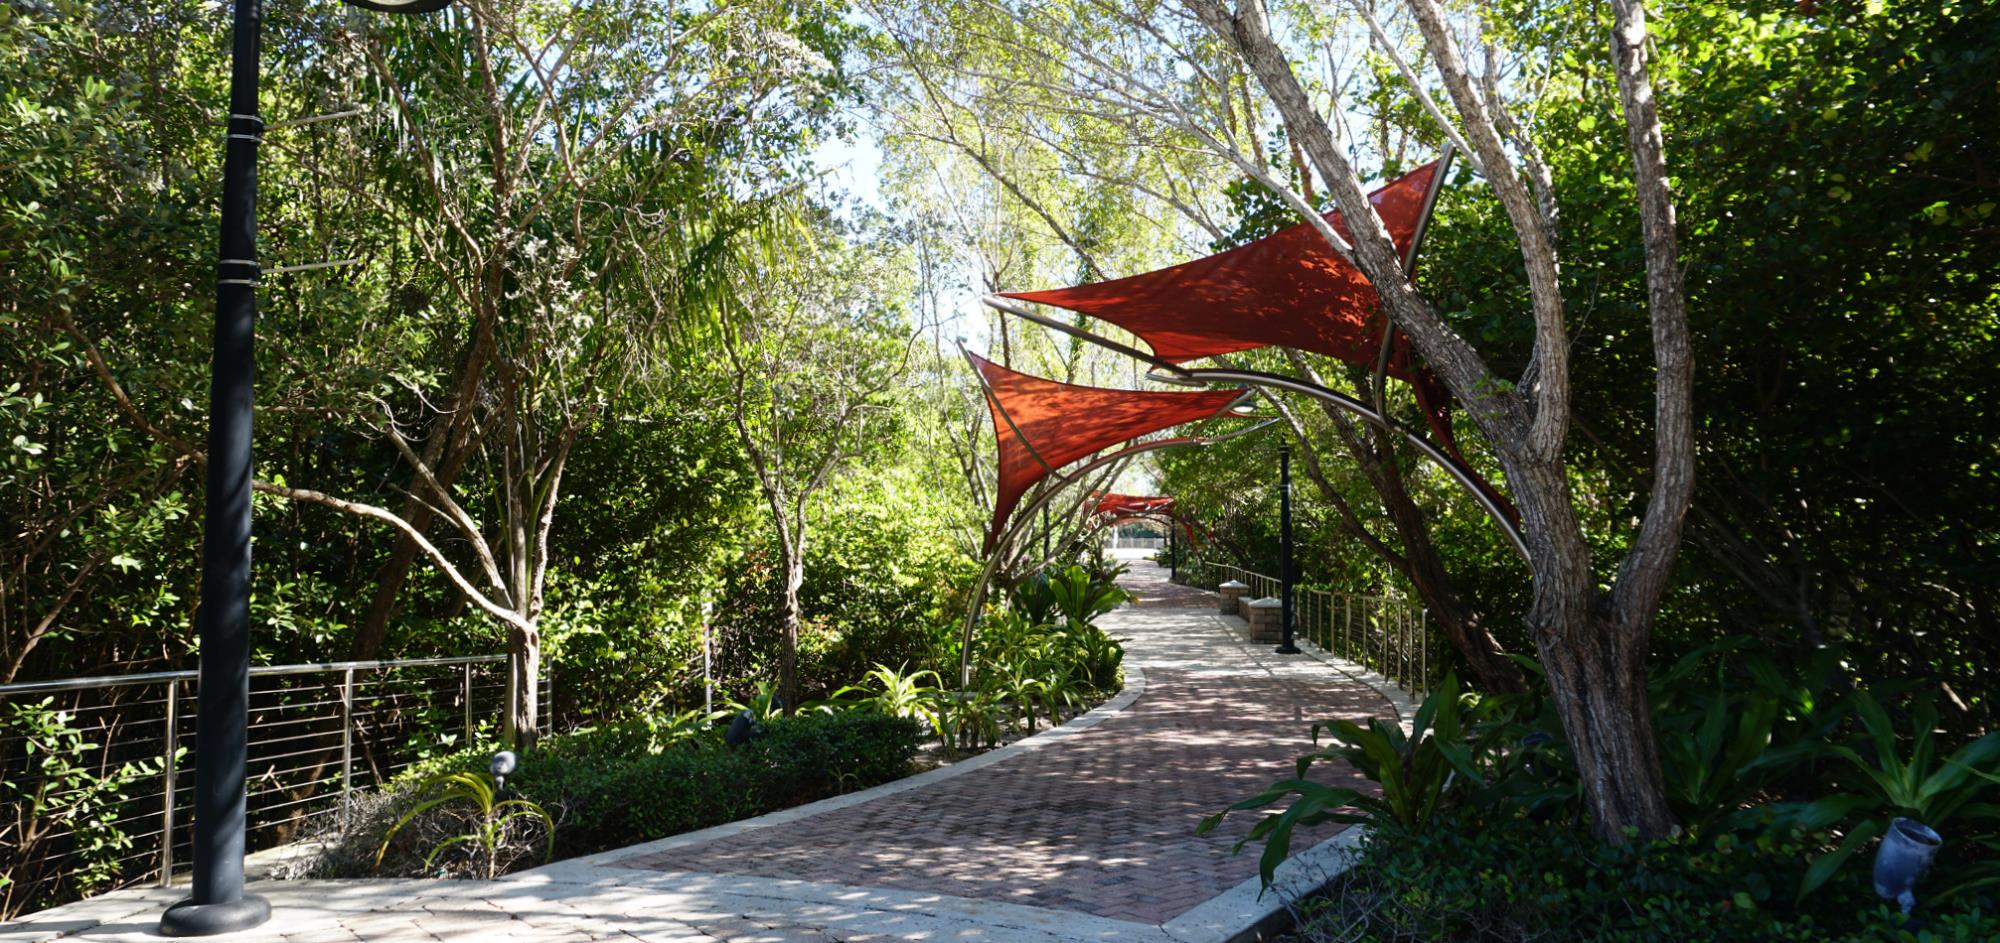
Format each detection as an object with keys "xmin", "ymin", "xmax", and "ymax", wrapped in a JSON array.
[{"xmin": 1797, "ymin": 818, "xmax": 1883, "ymax": 901}]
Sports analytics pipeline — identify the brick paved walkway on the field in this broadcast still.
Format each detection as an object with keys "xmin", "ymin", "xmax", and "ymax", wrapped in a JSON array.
[
  {"xmin": 616, "ymin": 560, "xmax": 1388, "ymax": 925},
  {"xmin": 1119, "ymin": 560, "xmax": 1217, "ymax": 609},
  {"xmin": 5, "ymin": 560, "xmax": 1401, "ymax": 943}
]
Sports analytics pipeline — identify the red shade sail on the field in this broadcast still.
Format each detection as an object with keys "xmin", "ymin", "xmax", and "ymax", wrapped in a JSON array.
[
  {"xmin": 999, "ymin": 161, "xmax": 1437, "ymax": 367},
  {"xmin": 1095, "ymin": 493, "xmax": 1176, "ymax": 517},
  {"xmin": 1094, "ymin": 495, "xmax": 1204, "ymax": 547},
  {"xmin": 971, "ymin": 353, "xmax": 1245, "ymax": 553},
  {"xmin": 1106, "ymin": 514, "xmax": 1203, "ymax": 544},
  {"xmin": 997, "ymin": 161, "xmax": 1455, "ymax": 447}
]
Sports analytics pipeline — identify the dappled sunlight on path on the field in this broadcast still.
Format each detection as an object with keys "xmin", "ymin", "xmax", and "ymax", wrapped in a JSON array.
[{"xmin": 617, "ymin": 559, "xmax": 1389, "ymax": 925}]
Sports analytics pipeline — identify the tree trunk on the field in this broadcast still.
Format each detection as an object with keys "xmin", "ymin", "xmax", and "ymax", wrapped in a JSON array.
[
  {"xmin": 506, "ymin": 618, "xmax": 540, "ymax": 748},
  {"xmin": 1536, "ymin": 605, "xmax": 1674, "ymax": 836},
  {"xmin": 1399, "ymin": 523, "xmax": 1527, "ymax": 695},
  {"xmin": 1362, "ymin": 427, "xmax": 1527, "ymax": 695},
  {"xmin": 778, "ymin": 549, "xmax": 805, "ymax": 716},
  {"xmin": 1514, "ymin": 460, "xmax": 1675, "ymax": 839}
]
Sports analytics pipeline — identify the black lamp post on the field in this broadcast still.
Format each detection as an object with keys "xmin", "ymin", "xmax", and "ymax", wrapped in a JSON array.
[
  {"xmin": 160, "ymin": 1, "xmax": 451, "ymax": 936},
  {"xmin": 1275, "ymin": 439, "xmax": 1300, "ymax": 654},
  {"xmin": 1168, "ymin": 518, "xmax": 1177, "ymax": 582}
]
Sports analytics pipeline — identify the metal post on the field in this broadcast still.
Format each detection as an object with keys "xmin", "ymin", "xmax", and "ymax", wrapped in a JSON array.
[
  {"xmin": 160, "ymin": 1, "xmax": 271, "ymax": 933},
  {"xmin": 1168, "ymin": 522, "xmax": 1177, "ymax": 582},
  {"xmin": 1277, "ymin": 439, "xmax": 1299, "ymax": 654},
  {"xmin": 339, "ymin": 668, "xmax": 354, "ymax": 830},
  {"xmin": 1381, "ymin": 602, "xmax": 1390, "ymax": 679},
  {"xmin": 461, "ymin": 662, "xmax": 473, "ymax": 745},
  {"xmin": 160, "ymin": 680, "xmax": 179, "ymax": 888},
  {"xmin": 1399, "ymin": 606, "xmax": 1409, "ymax": 690},
  {"xmin": 701, "ymin": 600, "xmax": 714, "ymax": 716},
  {"xmin": 1340, "ymin": 595, "xmax": 1349, "ymax": 658},
  {"xmin": 1420, "ymin": 609, "xmax": 1429, "ymax": 696}
]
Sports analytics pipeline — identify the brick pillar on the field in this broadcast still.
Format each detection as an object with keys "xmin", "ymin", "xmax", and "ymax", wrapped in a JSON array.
[
  {"xmin": 1218, "ymin": 580, "xmax": 1249, "ymax": 615},
  {"xmin": 1246, "ymin": 597, "xmax": 1284, "ymax": 643}
]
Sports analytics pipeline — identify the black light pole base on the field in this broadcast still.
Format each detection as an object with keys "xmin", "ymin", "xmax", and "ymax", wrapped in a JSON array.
[
  {"xmin": 1275, "ymin": 642, "xmax": 1301, "ymax": 654},
  {"xmin": 160, "ymin": 895, "xmax": 270, "ymax": 937}
]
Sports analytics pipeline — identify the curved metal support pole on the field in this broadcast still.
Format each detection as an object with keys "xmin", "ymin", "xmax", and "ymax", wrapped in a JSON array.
[
  {"xmin": 958, "ymin": 420, "xmax": 1278, "ymax": 686},
  {"xmin": 982, "ymin": 295, "xmax": 1529, "ymax": 563},
  {"xmin": 1187, "ymin": 367, "xmax": 1528, "ymax": 560},
  {"xmin": 1081, "ymin": 512, "xmax": 1187, "ymax": 550}
]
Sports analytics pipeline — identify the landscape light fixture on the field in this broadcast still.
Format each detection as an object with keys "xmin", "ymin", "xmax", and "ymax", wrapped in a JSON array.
[
  {"xmin": 1873, "ymin": 817, "xmax": 1942, "ymax": 914},
  {"xmin": 161, "ymin": 0, "xmax": 453, "ymax": 936}
]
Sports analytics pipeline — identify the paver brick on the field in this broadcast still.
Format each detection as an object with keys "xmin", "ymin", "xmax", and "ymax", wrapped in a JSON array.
[{"xmin": 618, "ymin": 562, "xmax": 1388, "ymax": 926}]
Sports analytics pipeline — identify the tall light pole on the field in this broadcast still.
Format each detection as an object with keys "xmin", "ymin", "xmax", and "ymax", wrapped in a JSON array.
[
  {"xmin": 160, "ymin": 1, "xmax": 451, "ymax": 936},
  {"xmin": 1276, "ymin": 439, "xmax": 1300, "ymax": 655}
]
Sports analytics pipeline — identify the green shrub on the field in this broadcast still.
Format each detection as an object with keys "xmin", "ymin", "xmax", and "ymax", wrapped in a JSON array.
[
  {"xmin": 310, "ymin": 711, "xmax": 922, "ymax": 876},
  {"xmin": 1288, "ymin": 809, "xmax": 2000, "ymax": 943},
  {"xmin": 749, "ymin": 712, "xmax": 925, "ymax": 805}
]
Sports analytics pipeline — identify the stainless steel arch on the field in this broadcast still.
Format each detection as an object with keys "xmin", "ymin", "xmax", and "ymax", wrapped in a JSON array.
[{"xmin": 980, "ymin": 296, "xmax": 1530, "ymax": 562}]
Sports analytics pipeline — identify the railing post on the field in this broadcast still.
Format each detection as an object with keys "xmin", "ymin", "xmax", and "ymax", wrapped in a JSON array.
[
  {"xmin": 339, "ymin": 667, "xmax": 354, "ymax": 830},
  {"xmin": 160, "ymin": 679, "xmax": 178, "ymax": 888},
  {"xmin": 462, "ymin": 662, "xmax": 473, "ymax": 745},
  {"xmin": 1340, "ymin": 595, "xmax": 1349, "ymax": 659},
  {"xmin": 1403, "ymin": 605, "xmax": 1412, "ymax": 691},
  {"xmin": 1420, "ymin": 609, "xmax": 1429, "ymax": 696},
  {"xmin": 1380, "ymin": 600, "xmax": 1389, "ymax": 678},
  {"xmin": 1400, "ymin": 607, "xmax": 1416, "ymax": 687}
]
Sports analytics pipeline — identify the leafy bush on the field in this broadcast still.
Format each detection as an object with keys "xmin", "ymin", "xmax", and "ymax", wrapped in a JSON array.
[
  {"xmin": 1288, "ymin": 810, "xmax": 2000, "ymax": 943},
  {"xmin": 1200, "ymin": 674, "xmax": 1487, "ymax": 882},
  {"xmin": 1221, "ymin": 646, "xmax": 2000, "ymax": 938},
  {"xmin": 0, "ymin": 699, "xmax": 168, "ymax": 915},
  {"xmin": 749, "ymin": 711, "xmax": 925, "ymax": 805},
  {"xmin": 301, "ymin": 711, "xmax": 922, "ymax": 877}
]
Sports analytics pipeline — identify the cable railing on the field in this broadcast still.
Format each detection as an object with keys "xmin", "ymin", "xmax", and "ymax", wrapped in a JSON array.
[
  {"xmin": 1175, "ymin": 559, "xmax": 1436, "ymax": 699},
  {"xmin": 0, "ymin": 655, "xmax": 548, "ymax": 919}
]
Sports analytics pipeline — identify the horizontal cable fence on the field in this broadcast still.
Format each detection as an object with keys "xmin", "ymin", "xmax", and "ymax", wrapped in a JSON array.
[
  {"xmin": 1174, "ymin": 559, "xmax": 1435, "ymax": 700},
  {"xmin": 0, "ymin": 655, "xmax": 547, "ymax": 919}
]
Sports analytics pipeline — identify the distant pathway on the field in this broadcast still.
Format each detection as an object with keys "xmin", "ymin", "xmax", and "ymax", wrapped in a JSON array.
[{"xmin": 7, "ymin": 559, "xmax": 1400, "ymax": 943}]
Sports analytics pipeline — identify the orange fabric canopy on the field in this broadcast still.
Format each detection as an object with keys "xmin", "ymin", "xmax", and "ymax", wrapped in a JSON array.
[
  {"xmin": 1095, "ymin": 493, "xmax": 1175, "ymax": 517},
  {"xmin": 1095, "ymin": 495, "xmax": 1204, "ymax": 546},
  {"xmin": 971, "ymin": 354, "xmax": 1244, "ymax": 553},
  {"xmin": 997, "ymin": 161, "xmax": 1454, "ymax": 448}
]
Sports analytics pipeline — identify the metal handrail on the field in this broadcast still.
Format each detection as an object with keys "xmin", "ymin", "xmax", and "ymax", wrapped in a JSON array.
[
  {"xmin": 1175, "ymin": 559, "xmax": 1435, "ymax": 699},
  {"xmin": 0, "ymin": 653, "xmax": 542, "ymax": 919},
  {"xmin": 0, "ymin": 654, "xmax": 507, "ymax": 696}
]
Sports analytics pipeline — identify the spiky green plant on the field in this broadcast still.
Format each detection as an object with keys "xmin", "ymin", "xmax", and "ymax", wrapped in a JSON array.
[{"xmin": 375, "ymin": 770, "xmax": 554, "ymax": 879}]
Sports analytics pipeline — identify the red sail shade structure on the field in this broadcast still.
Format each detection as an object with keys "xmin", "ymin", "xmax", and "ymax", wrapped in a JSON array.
[
  {"xmin": 1093, "ymin": 493, "xmax": 1203, "ymax": 546},
  {"xmin": 970, "ymin": 353, "xmax": 1245, "ymax": 553},
  {"xmin": 1094, "ymin": 492, "xmax": 1176, "ymax": 517},
  {"xmin": 997, "ymin": 161, "xmax": 1456, "ymax": 448}
]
